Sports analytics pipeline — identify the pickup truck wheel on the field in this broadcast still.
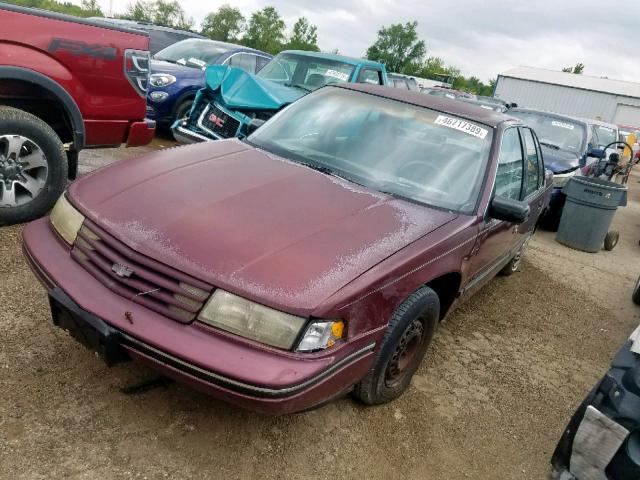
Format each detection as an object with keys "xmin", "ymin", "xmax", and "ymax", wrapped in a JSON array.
[
  {"xmin": 353, "ymin": 286, "xmax": 439, "ymax": 405},
  {"xmin": 0, "ymin": 107, "xmax": 67, "ymax": 225}
]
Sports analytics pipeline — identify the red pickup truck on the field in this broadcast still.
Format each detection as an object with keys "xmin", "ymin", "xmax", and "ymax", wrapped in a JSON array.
[{"xmin": 0, "ymin": 4, "xmax": 155, "ymax": 225}]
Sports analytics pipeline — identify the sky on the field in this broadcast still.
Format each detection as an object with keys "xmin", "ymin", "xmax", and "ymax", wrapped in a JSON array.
[{"xmin": 87, "ymin": 0, "xmax": 640, "ymax": 83}]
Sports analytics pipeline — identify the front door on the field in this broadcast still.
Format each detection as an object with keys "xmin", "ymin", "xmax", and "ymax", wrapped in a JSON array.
[
  {"xmin": 519, "ymin": 127, "xmax": 546, "ymax": 237},
  {"xmin": 464, "ymin": 126, "xmax": 525, "ymax": 295}
]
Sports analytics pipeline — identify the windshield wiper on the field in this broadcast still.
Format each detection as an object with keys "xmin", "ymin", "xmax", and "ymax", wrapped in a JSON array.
[
  {"xmin": 286, "ymin": 83, "xmax": 313, "ymax": 92},
  {"xmin": 540, "ymin": 141, "xmax": 560, "ymax": 150},
  {"xmin": 298, "ymin": 161, "xmax": 334, "ymax": 175}
]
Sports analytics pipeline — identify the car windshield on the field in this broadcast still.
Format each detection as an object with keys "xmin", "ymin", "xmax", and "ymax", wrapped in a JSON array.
[
  {"xmin": 257, "ymin": 53, "xmax": 355, "ymax": 92},
  {"xmin": 154, "ymin": 39, "xmax": 235, "ymax": 68},
  {"xmin": 248, "ymin": 88, "xmax": 493, "ymax": 213},
  {"xmin": 596, "ymin": 125, "xmax": 618, "ymax": 146},
  {"xmin": 509, "ymin": 111, "xmax": 586, "ymax": 154}
]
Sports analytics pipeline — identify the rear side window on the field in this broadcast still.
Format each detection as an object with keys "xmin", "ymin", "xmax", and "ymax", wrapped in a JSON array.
[
  {"xmin": 521, "ymin": 128, "xmax": 541, "ymax": 196},
  {"xmin": 495, "ymin": 128, "xmax": 524, "ymax": 200},
  {"xmin": 229, "ymin": 53, "xmax": 256, "ymax": 73},
  {"xmin": 358, "ymin": 68, "xmax": 383, "ymax": 85},
  {"xmin": 256, "ymin": 56, "xmax": 270, "ymax": 72}
]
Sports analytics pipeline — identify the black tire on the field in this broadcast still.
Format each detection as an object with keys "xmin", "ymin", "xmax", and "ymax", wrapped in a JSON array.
[
  {"xmin": 0, "ymin": 106, "xmax": 67, "ymax": 225},
  {"xmin": 174, "ymin": 99, "xmax": 193, "ymax": 122},
  {"xmin": 170, "ymin": 100, "xmax": 194, "ymax": 141},
  {"xmin": 353, "ymin": 286, "xmax": 439, "ymax": 405},
  {"xmin": 604, "ymin": 231, "xmax": 619, "ymax": 251},
  {"xmin": 633, "ymin": 276, "xmax": 640, "ymax": 306},
  {"xmin": 539, "ymin": 208, "xmax": 562, "ymax": 232}
]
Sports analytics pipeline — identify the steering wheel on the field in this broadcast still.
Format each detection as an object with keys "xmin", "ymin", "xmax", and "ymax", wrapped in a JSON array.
[{"xmin": 396, "ymin": 160, "xmax": 453, "ymax": 193}]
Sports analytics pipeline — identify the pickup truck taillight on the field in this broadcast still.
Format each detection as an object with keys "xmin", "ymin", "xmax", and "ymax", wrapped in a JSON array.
[{"xmin": 124, "ymin": 49, "xmax": 150, "ymax": 97}]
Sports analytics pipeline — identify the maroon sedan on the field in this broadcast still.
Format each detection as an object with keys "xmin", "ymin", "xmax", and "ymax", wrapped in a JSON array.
[{"xmin": 23, "ymin": 84, "xmax": 552, "ymax": 414}]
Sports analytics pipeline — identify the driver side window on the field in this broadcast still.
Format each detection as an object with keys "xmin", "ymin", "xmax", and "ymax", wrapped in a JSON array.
[{"xmin": 495, "ymin": 128, "xmax": 524, "ymax": 200}]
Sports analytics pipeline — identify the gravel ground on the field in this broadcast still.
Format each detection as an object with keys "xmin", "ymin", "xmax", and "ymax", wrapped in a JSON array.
[{"xmin": 1, "ymin": 140, "xmax": 639, "ymax": 479}]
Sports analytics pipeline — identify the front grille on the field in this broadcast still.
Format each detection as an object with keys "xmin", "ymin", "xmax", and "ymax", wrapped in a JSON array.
[
  {"xmin": 71, "ymin": 219, "xmax": 213, "ymax": 324},
  {"xmin": 188, "ymin": 97, "xmax": 208, "ymax": 126},
  {"xmin": 199, "ymin": 103, "xmax": 241, "ymax": 139}
]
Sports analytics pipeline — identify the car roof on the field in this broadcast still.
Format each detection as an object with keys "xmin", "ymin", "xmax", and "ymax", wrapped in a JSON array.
[
  {"xmin": 334, "ymin": 84, "xmax": 513, "ymax": 128},
  {"xmin": 508, "ymin": 107, "xmax": 589, "ymax": 127},
  {"xmin": 166, "ymin": 37, "xmax": 268, "ymax": 55},
  {"xmin": 280, "ymin": 50, "xmax": 384, "ymax": 68},
  {"xmin": 579, "ymin": 117, "xmax": 618, "ymax": 130}
]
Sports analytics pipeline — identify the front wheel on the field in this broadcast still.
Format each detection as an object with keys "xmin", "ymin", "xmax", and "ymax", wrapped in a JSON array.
[
  {"xmin": 353, "ymin": 286, "xmax": 439, "ymax": 405},
  {"xmin": 0, "ymin": 106, "xmax": 67, "ymax": 225}
]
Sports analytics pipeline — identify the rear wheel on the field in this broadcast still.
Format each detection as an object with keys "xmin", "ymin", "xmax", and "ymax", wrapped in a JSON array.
[
  {"xmin": 500, "ymin": 234, "xmax": 531, "ymax": 276},
  {"xmin": 0, "ymin": 107, "xmax": 67, "ymax": 225},
  {"xmin": 353, "ymin": 286, "xmax": 439, "ymax": 405}
]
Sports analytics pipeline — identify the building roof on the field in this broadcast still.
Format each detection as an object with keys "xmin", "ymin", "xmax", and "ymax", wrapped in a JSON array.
[
  {"xmin": 500, "ymin": 66, "xmax": 640, "ymax": 99},
  {"xmin": 337, "ymin": 84, "xmax": 514, "ymax": 128}
]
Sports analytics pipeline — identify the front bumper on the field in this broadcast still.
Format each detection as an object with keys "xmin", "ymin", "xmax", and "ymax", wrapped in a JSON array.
[
  {"xmin": 22, "ymin": 218, "xmax": 375, "ymax": 414},
  {"xmin": 171, "ymin": 121, "xmax": 211, "ymax": 144},
  {"xmin": 126, "ymin": 118, "xmax": 156, "ymax": 147}
]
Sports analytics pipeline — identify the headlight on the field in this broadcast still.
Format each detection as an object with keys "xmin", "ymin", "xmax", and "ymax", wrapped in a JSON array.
[
  {"xmin": 198, "ymin": 290, "xmax": 345, "ymax": 351},
  {"xmin": 149, "ymin": 91, "xmax": 169, "ymax": 102},
  {"xmin": 149, "ymin": 73, "xmax": 176, "ymax": 87},
  {"xmin": 198, "ymin": 290, "xmax": 307, "ymax": 349},
  {"xmin": 552, "ymin": 168, "xmax": 578, "ymax": 188},
  {"xmin": 49, "ymin": 194, "xmax": 85, "ymax": 245}
]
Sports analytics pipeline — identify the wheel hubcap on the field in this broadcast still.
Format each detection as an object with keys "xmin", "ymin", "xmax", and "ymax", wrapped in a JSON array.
[
  {"xmin": 0, "ymin": 134, "xmax": 48, "ymax": 208},
  {"xmin": 385, "ymin": 318, "xmax": 424, "ymax": 388}
]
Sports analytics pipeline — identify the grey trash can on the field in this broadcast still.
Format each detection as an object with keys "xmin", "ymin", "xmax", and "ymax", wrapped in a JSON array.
[{"xmin": 555, "ymin": 176, "xmax": 627, "ymax": 253}]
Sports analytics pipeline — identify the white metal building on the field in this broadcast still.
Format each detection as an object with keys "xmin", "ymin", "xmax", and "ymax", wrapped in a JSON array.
[{"xmin": 494, "ymin": 66, "xmax": 640, "ymax": 127}]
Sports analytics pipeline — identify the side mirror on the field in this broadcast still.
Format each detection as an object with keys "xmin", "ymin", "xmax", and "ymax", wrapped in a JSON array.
[
  {"xmin": 246, "ymin": 118, "xmax": 266, "ymax": 135},
  {"xmin": 588, "ymin": 147, "xmax": 605, "ymax": 159},
  {"xmin": 489, "ymin": 195, "xmax": 529, "ymax": 224}
]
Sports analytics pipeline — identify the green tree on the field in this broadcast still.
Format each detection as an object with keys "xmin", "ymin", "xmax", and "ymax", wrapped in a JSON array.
[
  {"xmin": 201, "ymin": 5, "xmax": 245, "ymax": 42},
  {"xmin": 81, "ymin": 0, "xmax": 102, "ymax": 16},
  {"xmin": 244, "ymin": 6, "xmax": 286, "ymax": 54},
  {"xmin": 562, "ymin": 62, "xmax": 585, "ymax": 74},
  {"xmin": 366, "ymin": 21, "xmax": 426, "ymax": 74},
  {"xmin": 285, "ymin": 17, "xmax": 319, "ymax": 51},
  {"xmin": 122, "ymin": 0, "xmax": 193, "ymax": 29},
  {"xmin": 3, "ymin": 0, "xmax": 103, "ymax": 17},
  {"xmin": 125, "ymin": 0, "xmax": 154, "ymax": 21}
]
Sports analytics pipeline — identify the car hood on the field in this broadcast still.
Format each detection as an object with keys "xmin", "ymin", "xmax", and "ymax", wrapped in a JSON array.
[
  {"xmin": 541, "ymin": 146, "xmax": 581, "ymax": 173},
  {"xmin": 68, "ymin": 140, "xmax": 456, "ymax": 314},
  {"xmin": 150, "ymin": 59, "xmax": 205, "ymax": 79},
  {"xmin": 204, "ymin": 65, "xmax": 305, "ymax": 111}
]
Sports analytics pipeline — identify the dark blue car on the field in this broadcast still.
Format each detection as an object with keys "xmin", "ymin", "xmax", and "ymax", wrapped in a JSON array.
[
  {"xmin": 147, "ymin": 38, "xmax": 272, "ymax": 128},
  {"xmin": 508, "ymin": 108, "xmax": 603, "ymax": 230}
]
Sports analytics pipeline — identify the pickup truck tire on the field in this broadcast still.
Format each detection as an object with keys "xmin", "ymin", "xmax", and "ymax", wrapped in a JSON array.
[
  {"xmin": 0, "ymin": 106, "xmax": 67, "ymax": 225},
  {"xmin": 353, "ymin": 286, "xmax": 439, "ymax": 405}
]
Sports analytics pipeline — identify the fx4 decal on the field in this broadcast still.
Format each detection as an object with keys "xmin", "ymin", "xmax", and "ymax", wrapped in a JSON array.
[{"xmin": 48, "ymin": 38, "xmax": 117, "ymax": 60}]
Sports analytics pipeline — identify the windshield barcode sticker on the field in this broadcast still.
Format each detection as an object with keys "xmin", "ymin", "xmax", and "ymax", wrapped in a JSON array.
[
  {"xmin": 434, "ymin": 115, "xmax": 488, "ymax": 139},
  {"xmin": 552, "ymin": 120, "xmax": 575, "ymax": 130},
  {"xmin": 325, "ymin": 69, "xmax": 349, "ymax": 81}
]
